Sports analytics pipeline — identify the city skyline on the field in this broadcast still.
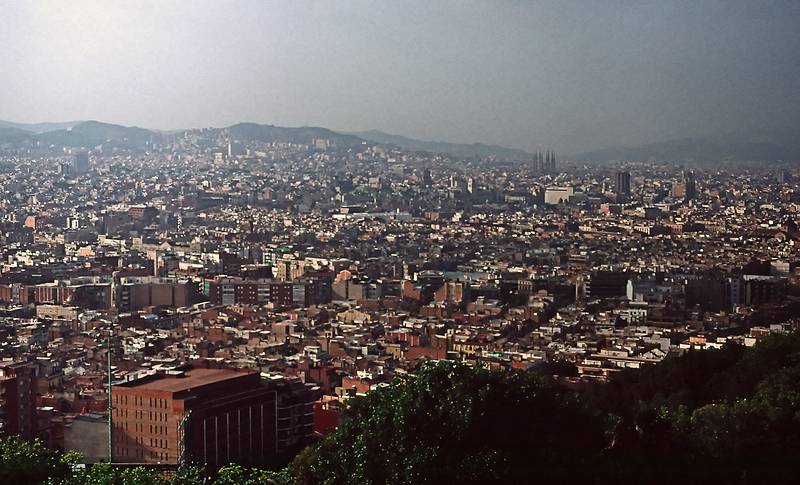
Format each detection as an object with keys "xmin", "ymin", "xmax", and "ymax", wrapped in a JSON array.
[
  {"xmin": 2, "ymin": 0, "xmax": 799, "ymax": 153},
  {"xmin": 3, "ymin": 2, "xmax": 800, "ymax": 482}
]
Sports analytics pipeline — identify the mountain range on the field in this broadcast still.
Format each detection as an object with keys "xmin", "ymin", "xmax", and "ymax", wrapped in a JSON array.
[
  {"xmin": 0, "ymin": 119, "xmax": 797, "ymax": 162},
  {"xmin": 223, "ymin": 122, "xmax": 365, "ymax": 149},
  {"xmin": 0, "ymin": 120, "xmax": 530, "ymax": 158},
  {"xmin": 0, "ymin": 120, "xmax": 369, "ymax": 152},
  {"xmin": 350, "ymin": 129, "xmax": 533, "ymax": 160},
  {"xmin": 0, "ymin": 120, "xmax": 158, "ymax": 150},
  {"xmin": 573, "ymin": 131, "xmax": 800, "ymax": 163},
  {"xmin": 0, "ymin": 120, "xmax": 82, "ymax": 133}
]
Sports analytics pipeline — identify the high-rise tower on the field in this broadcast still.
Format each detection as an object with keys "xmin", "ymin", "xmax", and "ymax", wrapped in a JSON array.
[
  {"xmin": 615, "ymin": 171, "xmax": 631, "ymax": 196},
  {"xmin": 73, "ymin": 151, "xmax": 89, "ymax": 174},
  {"xmin": 684, "ymin": 170, "xmax": 697, "ymax": 201}
]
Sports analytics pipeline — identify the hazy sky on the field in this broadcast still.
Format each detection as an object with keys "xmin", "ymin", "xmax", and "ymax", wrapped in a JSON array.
[{"xmin": 1, "ymin": 0, "xmax": 799, "ymax": 153}]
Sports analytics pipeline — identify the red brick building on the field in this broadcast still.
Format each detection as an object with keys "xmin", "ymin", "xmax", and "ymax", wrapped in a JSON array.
[
  {"xmin": 207, "ymin": 277, "xmax": 322, "ymax": 309},
  {"xmin": 111, "ymin": 367, "xmax": 318, "ymax": 468},
  {"xmin": 0, "ymin": 360, "xmax": 36, "ymax": 439}
]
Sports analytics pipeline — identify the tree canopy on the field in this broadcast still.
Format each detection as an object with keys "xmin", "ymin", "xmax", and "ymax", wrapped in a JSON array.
[
  {"xmin": 0, "ymin": 436, "xmax": 77, "ymax": 485},
  {"xmin": 291, "ymin": 361, "xmax": 610, "ymax": 485},
  {"xmin": 293, "ymin": 334, "xmax": 800, "ymax": 484}
]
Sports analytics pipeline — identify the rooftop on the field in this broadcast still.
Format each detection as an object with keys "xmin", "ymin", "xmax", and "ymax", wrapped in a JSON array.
[{"xmin": 116, "ymin": 368, "xmax": 254, "ymax": 393}]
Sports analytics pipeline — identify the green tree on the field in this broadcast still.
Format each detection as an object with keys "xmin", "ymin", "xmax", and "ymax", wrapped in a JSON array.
[
  {"xmin": 54, "ymin": 462, "xmax": 167, "ymax": 485},
  {"xmin": 215, "ymin": 463, "xmax": 290, "ymax": 485},
  {"xmin": 172, "ymin": 466, "xmax": 205, "ymax": 485},
  {"xmin": 0, "ymin": 436, "xmax": 78, "ymax": 485},
  {"xmin": 292, "ymin": 361, "xmax": 610, "ymax": 485}
]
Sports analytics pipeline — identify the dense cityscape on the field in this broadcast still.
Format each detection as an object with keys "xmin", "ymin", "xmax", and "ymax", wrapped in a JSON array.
[
  {"xmin": 0, "ymin": 121, "xmax": 798, "ymax": 477},
  {"xmin": 3, "ymin": 1, "xmax": 800, "ymax": 483}
]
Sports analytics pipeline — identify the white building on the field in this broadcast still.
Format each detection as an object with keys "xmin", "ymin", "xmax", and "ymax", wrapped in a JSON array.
[{"xmin": 544, "ymin": 186, "xmax": 574, "ymax": 205}]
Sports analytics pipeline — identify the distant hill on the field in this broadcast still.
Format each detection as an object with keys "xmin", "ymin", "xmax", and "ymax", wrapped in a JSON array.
[
  {"xmin": 0, "ymin": 120, "xmax": 82, "ymax": 134},
  {"xmin": 0, "ymin": 127, "xmax": 34, "ymax": 144},
  {"xmin": 0, "ymin": 120, "xmax": 364, "ymax": 151},
  {"xmin": 5, "ymin": 118, "xmax": 797, "ymax": 163},
  {"xmin": 574, "ymin": 132, "xmax": 800, "ymax": 162},
  {"xmin": 35, "ymin": 120, "xmax": 158, "ymax": 149},
  {"xmin": 226, "ymin": 123, "xmax": 366, "ymax": 149},
  {"xmin": 351, "ymin": 129, "xmax": 532, "ymax": 160}
]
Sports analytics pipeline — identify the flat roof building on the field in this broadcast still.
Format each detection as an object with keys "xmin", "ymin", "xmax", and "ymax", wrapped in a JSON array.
[{"xmin": 112, "ymin": 367, "xmax": 317, "ymax": 468}]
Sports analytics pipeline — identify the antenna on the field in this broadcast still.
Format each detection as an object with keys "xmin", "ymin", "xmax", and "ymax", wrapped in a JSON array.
[{"xmin": 107, "ymin": 324, "xmax": 113, "ymax": 463}]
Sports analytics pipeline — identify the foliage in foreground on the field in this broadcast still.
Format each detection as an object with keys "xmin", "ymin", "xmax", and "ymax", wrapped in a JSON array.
[
  {"xmin": 0, "ymin": 436, "xmax": 291, "ymax": 485},
  {"xmin": 292, "ymin": 361, "xmax": 611, "ymax": 485},
  {"xmin": 292, "ymin": 333, "xmax": 800, "ymax": 485},
  {"xmin": 593, "ymin": 332, "xmax": 800, "ymax": 484},
  {"xmin": 0, "ymin": 436, "xmax": 78, "ymax": 485}
]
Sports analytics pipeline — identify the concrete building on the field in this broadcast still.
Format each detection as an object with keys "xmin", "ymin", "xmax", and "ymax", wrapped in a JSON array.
[
  {"xmin": 116, "ymin": 277, "xmax": 197, "ymax": 311},
  {"xmin": 544, "ymin": 186, "xmax": 574, "ymax": 205},
  {"xmin": 583, "ymin": 271, "xmax": 629, "ymax": 300},
  {"xmin": 615, "ymin": 171, "xmax": 631, "ymax": 196},
  {"xmin": 64, "ymin": 414, "xmax": 108, "ymax": 463},
  {"xmin": 73, "ymin": 151, "xmax": 90, "ymax": 174},
  {"xmin": 36, "ymin": 304, "xmax": 80, "ymax": 321},
  {"xmin": 207, "ymin": 278, "xmax": 319, "ymax": 309}
]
